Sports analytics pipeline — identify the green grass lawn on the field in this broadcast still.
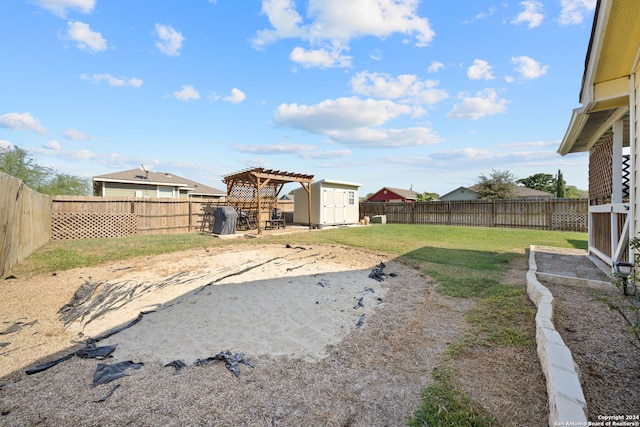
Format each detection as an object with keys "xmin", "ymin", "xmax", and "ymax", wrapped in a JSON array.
[{"xmin": 9, "ymin": 224, "xmax": 587, "ymax": 425}]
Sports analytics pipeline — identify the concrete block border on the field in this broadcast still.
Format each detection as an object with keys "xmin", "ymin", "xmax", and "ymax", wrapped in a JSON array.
[{"xmin": 527, "ymin": 245, "xmax": 588, "ymax": 426}]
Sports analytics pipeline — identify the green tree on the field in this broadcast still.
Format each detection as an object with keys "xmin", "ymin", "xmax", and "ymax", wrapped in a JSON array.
[
  {"xmin": 0, "ymin": 145, "xmax": 51, "ymax": 189},
  {"xmin": 555, "ymin": 169, "xmax": 566, "ymax": 198},
  {"xmin": 0, "ymin": 145, "xmax": 91, "ymax": 195},
  {"xmin": 517, "ymin": 173, "xmax": 556, "ymax": 193},
  {"xmin": 564, "ymin": 185, "xmax": 587, "ymax": 198},
  {"xmin": 475, "ymin": 169, "xmax": 517, "ymax": 199},
  {"xmin": 415, "ymin": 192, "xmax": 439, "ymax": 202},
  {"xmin": 40, "ymin": 173, "xmax": 92, "ymax": 195}
]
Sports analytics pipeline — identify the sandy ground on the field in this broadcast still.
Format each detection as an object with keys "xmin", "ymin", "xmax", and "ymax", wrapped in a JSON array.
[
  {"xmin": 2, "ymin": 243, "xmax": 636, "ymax": 426},
  {"xmin": 0, "ymin": 244, "xmax": 471, "ymax": 426}
]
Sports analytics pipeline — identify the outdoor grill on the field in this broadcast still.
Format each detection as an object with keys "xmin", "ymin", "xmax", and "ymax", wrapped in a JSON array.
[{"xmin": 212, "ymin": 206, "xmax": 238, "ymax": 235}]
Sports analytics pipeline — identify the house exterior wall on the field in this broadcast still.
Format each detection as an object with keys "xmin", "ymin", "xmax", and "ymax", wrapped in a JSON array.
[
  {"xmin": 96, "ymin": 182, "xmax": 211, "ymax": 199},
  {"xmin": 368, "ymin": 189, "xmax": 404, "ymax": 202},
  {"xmin": 100, "ymin": 182, "xmax": 159, "ymax": 198}
]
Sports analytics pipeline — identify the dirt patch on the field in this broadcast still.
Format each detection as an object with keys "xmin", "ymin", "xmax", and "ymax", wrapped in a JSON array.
[
  {"xmin": 0, "ymin": 244, "xmax": 471, "ymax": 426},
  {"xmin": 3, "ymin": 243, "xmax": 633, "ymax": 425}
]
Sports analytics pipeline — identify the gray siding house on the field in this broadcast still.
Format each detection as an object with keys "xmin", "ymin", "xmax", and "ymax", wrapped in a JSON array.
[{"xmin": 93, "ymin": 168, "xmax": 226, "ymax": 200}]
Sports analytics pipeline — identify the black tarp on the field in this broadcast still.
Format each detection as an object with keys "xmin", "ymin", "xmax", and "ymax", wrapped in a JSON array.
[{"xmin": 213, "ymin": 206, "xmax": 238, "ymax": 235}]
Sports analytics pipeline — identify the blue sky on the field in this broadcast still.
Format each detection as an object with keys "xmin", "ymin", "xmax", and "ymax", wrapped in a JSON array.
[{"xmin": 0, "ymin": 0, "xmax": 596, "ymax": 196}]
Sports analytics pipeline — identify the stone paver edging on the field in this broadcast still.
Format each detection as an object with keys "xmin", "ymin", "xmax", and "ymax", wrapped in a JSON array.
[{"xmin": 527, "ymin": 245, "xmax": 588, "ymax": 425}]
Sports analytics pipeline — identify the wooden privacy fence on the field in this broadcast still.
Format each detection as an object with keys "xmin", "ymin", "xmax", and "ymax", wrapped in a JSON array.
[
  {"xmin": 53, "ymin": 196, "xmax": 212, "ymax": 239},
  {"xmin": 360, "ymin": 199, "xmax": 588, "ymax": 231},
  {"xmin": 1, "ymin": 172, "xmax": 52, "ymax": 276},
  {"xmin": 51, "ymin": 197, "xmax": 296, "ymax": 240}
]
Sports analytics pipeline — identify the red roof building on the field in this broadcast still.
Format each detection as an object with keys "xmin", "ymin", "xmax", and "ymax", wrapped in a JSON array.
[{"xmin": 366, "ymin": 187, "xmax": 419, "ymax": 202}]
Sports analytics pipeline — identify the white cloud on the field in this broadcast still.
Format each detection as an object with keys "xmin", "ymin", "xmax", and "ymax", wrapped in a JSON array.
[
  {"xmin": 253, "ymin": 0, "xmax": 435, "ymax": 67},
  {"xmin": 223, "ymin": 88, "xmax": 246, "ymax": 104},
  {"xmin": 234, "ymin": 143, "xmax": 351, "ymax": 159},
  {"xmin": 44, "ymin": 140, "xmax": 61, "ymax": 150},
  {"xmin": 512, "ymin": 1, "xmax": 544, "ymax": 29},
  {"xmin": 155, "ymin": 24, "xmax": 185, "ymax": 56},
  {"xmin": 253, "ymin": 0, "xmax": 306, "ymax": 48},
  {"xmin": 461, "ymin": 6, "xmax": 498, "ymax": 24},
  {"xmin": 36, "ymin": 0, "xmax": 95, "ymax": 17},
  {"xmin": 0, "ymin": 112, "xmax": 48, "ymax": 134},
  {"xmin": 499, "ymin": 140, "xmax": 559, "ymax": 149},
  {"xmin": 80, "ymin": 73, "xmax": 143, "ymax": 87},
  {"xmin": 173, "ymin": 85, "xmax": 200, "ymax": 101},
  {"xmin": 369, "ymin": 49, "xmax": 382, "ymax": 61},
  {"xmin": 447, "ymin": 89, "xmax": 508, "ymax": 120},
  {"xmin": 273, "ymin": 97, "xmax": 439, "ymax": 148},
  {"xmin": 274, "ymin": 97, "xmax": 412, "ymax": 133},
  {"xmin": 289, "ymin": 46, "xmax": 352, "ymax": 68},
  {"xmin": 512, "ymin": 56, "xmax": 549, "ymax": 79},
  {"xmin": 558, "ymin": 0, "xmax": 596, "ymax": 25},
  {"xmin": 436, "ymin": 148, "xmax": 558, "ymax": 165},
  {"xmin": 428, "ymin": 61, "xmax": 444, "ymax": 73},
  {"xmin": 350, "ymin": 71, "xmax": 448, "ymax": 105},
  {"xmin": 0, "ymin": 140, "xmax": 12, "ymax": 149},
  {"xmin": 64, "ymin": 128, "xmax": 95, "ymax": 140},
  {"xmin": 66, "ymin": 21, "xmax": 107, "ymax": 52},
  {"xmin": 328, "ymin": 127, "xmax": 442, "ymax": 148},
  {"xmin": 467, "ymin": 59, "xmax": 495, "ymax": 80},
  {"xmin": 306, "ymin": 0, "xmax": 435, "ymax": 46}
]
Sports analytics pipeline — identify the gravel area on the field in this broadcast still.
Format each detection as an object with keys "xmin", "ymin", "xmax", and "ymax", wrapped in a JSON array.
[{"xmin": 543, "ymin": 281, "xmax": 640, "ymax": 419}]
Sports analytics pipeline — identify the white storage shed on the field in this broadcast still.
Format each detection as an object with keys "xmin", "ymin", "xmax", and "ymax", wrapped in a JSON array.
[{"xmin": 293, "ymin": 179, "xmax": 361, "ymax": 227}]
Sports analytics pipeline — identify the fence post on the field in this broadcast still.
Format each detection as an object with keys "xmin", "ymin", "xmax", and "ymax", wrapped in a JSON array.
[{"xmin": 490, "ymin": 200, "xmax": 494, "ymax": 227}]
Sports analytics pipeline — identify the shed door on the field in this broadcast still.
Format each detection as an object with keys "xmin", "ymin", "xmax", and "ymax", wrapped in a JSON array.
[{"xmin": 323, "ymin": 188, "xmax": 346, "ymax": 224}]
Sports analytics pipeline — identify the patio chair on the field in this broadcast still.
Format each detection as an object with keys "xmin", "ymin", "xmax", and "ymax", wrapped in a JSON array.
[{"xmin": 237, "ymin": 209, "xmax": 256, "ymax": 230}]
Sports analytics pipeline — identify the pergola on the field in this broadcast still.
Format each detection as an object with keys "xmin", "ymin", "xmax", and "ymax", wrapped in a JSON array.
[{"xmin": 223, "ymin": 167, "xmax": 313, "ymax": 234}]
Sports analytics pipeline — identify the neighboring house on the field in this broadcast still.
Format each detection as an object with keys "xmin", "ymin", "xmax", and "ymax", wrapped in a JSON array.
[
  {"xmin": 367, "ymin": 187, "xmax": 419, "ymax": 202},
  {"xmin": 558, "ymin": 0, "xmax": 640, "ymax": 268},
  {"xmin": 439, "ymin": 186, "xmax": 481, "ymax": 201},
  {"xmin": 439, "ymin": 185, "xmax": 553, "ymax": 201},
  {"xmin": 93, "ymin": 168, "xmax": 226, "ymax": 200}
]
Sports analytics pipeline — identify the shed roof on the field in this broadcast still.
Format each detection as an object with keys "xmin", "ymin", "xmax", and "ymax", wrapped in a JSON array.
[{"xmin": 313, "ymin": 179, "xmax": 362, "ymax": 187}]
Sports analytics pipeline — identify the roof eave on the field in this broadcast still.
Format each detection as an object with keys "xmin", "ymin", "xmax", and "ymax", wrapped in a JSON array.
[{"xmin": 558, "ymin": 107, "xmax": 590, "ymax": 155}]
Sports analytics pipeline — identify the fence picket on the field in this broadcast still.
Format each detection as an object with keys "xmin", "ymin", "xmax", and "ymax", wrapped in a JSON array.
[{"xmin": 360, "ymin": 199, "xmax": 587, "ymax": 231}]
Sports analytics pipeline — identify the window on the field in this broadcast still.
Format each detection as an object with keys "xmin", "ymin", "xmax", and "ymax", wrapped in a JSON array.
[
  {"xmin": 158, "ymin": 186, "xmax": 174, "ymax": 198},
  {"xmin": 348, "ymin": 190, "xmax": 355, "ymax": 205}
]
